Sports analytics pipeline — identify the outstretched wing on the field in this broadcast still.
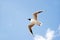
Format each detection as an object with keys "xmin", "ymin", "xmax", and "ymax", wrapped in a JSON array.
[
  {"xmin": 33, "ymin": 10, "xmax": 43, "ymax": 20},
  {"xmin": 28, "ymin": 23, "xmax": 35, "ymax": 35}
]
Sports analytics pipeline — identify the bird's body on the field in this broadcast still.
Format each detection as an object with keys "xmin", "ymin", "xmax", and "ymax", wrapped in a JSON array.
[
  {"xmin": 30, "ymin": 19, "xmax": 37, "ymax": 24},
  {"xmin": 30, "ymin": 19, "xmax": 41, "ymax": 26},
  {"xmin": 28, "ymin": 10, "xmax": 43, "ymax": 35}
]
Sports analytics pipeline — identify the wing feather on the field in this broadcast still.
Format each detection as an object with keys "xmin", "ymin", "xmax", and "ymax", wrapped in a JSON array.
[
  {"xmin": 28, "ymin": 23, "xmax": 34, "ymax": 35},
  {"xmin": 33, "ymin": 11, "xmax": 43, "ymax": 20}
]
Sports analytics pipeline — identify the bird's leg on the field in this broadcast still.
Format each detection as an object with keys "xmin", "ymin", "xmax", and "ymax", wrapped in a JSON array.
[
  {"xmin": 39, "ymin": 23, "xmax": 41, "ymax": 26},
  {"xmin": 37, "ymin": 21, "xmax": 41, "ymax": 26}
]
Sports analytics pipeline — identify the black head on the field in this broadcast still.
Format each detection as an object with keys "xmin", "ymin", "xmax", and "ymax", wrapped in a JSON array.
[{"xmin": 28, "ymin": 18, "xmax": 31, "ymax": 21}]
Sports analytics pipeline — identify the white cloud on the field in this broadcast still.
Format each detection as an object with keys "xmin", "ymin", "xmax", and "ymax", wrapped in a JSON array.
[
  {"xmin": 46, "ymin": 29, "xmax": 55, "ymax": 40},
  {"xmin": 34, "ymin": 28, "xmax": 55, "ymax": 40},
  {"xmin": 34, "ymin": 24, "xmax": 60, "ymax": 40},
  {"xmin": 34, "ymin": 35, "xmax": 46, "ymax": 40}
]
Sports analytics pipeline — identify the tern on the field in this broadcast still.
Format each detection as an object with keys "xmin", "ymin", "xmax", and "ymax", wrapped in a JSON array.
[{"xmin": 28, "ymin": 10, "xmax": 43, "ymax": 35}]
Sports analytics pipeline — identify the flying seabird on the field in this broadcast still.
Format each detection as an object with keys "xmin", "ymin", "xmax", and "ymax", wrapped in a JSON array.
[{"xmin": 28, "ymin": 10, "xmax": 43, "ymax": 35}]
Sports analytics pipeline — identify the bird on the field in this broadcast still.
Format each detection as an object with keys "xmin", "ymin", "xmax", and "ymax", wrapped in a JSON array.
[{"xmin": 28, "ymin": 10, "xmax": 43, "ymax": 35}]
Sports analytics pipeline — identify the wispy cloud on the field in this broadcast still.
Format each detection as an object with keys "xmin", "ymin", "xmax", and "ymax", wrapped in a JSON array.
[
  {"xmin": 58, "ymin": 24, "xmax": 60, "ymax": 31},
  {"xmin": 57, "ymin": 24, "xmax": 60, "ymax": 36},
  {"xmin": 55, "ymin": 24, "xmax": 60, "ymax": 37},
  {"xmin": 34, "ymin": 28, "xmax": 55, "ymax": 40}
]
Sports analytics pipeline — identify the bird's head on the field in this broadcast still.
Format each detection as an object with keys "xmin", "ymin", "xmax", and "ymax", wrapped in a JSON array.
[{"xmin": 28, "ymin": 18, "xmax": 31, "ymax": 21}]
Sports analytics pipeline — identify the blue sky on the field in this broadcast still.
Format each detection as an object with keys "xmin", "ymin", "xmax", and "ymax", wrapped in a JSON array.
[{"xmin": 0, "ymin": 0, "xmax": 60, "ymax": 40}]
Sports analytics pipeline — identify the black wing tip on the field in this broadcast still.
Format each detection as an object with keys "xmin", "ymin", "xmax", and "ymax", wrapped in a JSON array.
[
  {"xmin": 38, "ymin": 11, "xmax": 43, "ymax": 13},
  {"xmin": 30, "ymin": 29, "xmax": 33, "ymax": 35}
]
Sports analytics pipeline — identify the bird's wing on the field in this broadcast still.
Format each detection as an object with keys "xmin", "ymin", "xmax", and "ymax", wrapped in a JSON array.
[
  {"xmin": 33, "ymin": 10, "xmax": 43, "ymax": 20},
  {"xmin": 28, "ymin": 23, "xmax": 35, "ymax": 35}
]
